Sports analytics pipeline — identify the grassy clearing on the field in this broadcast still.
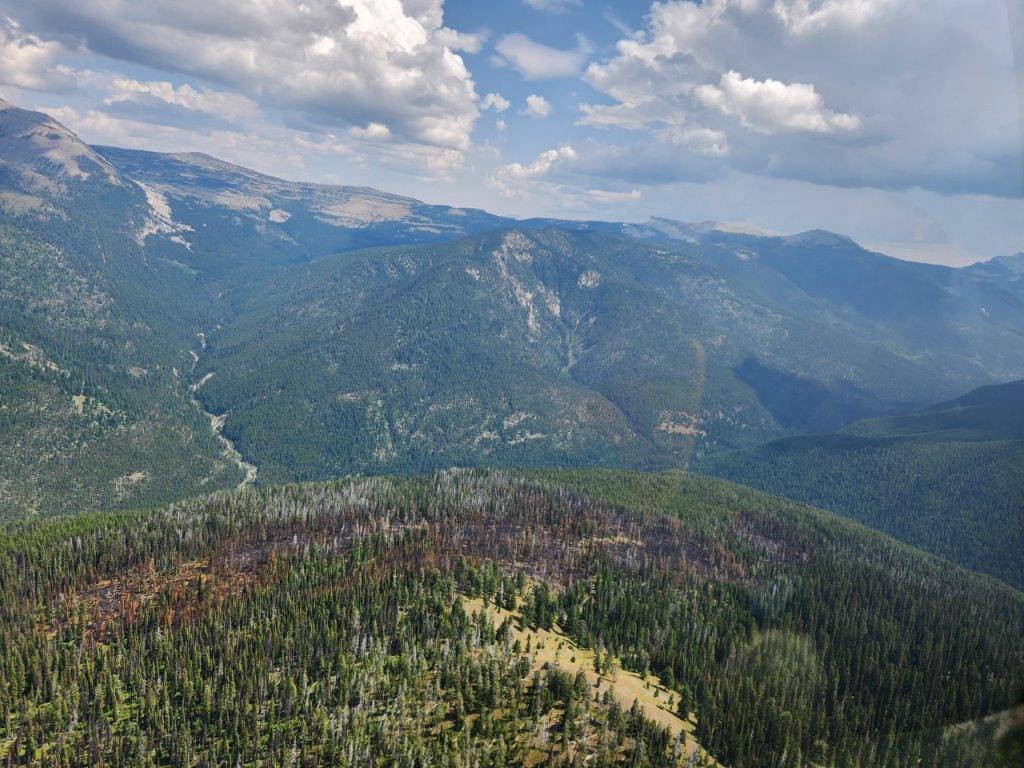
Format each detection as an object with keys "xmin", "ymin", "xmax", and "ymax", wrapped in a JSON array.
[{"xmin": 462, "ymin": 594, "xmax": 721, "ymax": 766}]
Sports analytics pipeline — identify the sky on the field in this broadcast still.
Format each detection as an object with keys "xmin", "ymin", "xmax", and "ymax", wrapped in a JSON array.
[{"xmin": 0, "ymin": 0, "xmax": 1022, "ymax": 265}]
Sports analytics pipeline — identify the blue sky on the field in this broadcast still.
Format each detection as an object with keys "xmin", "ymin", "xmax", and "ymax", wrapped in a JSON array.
[{"xmin": 1, "ymin": 0, "xmax": 1022, "ymax": 264}]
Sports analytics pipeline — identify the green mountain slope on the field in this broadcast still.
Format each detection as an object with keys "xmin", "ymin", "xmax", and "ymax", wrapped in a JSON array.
[
  {"xmin": 0, "ymin": 101, "xmax": 508, "ymax": 518},
  {"xmin": 194, "ymin": 229, "xmax": 720, "ymax": 483},
  {"xmin": 5, "ymin": 98, "xmax": 1024, "ymax": 524},
  {"xmin": 700, "ymin": 379, "xmax": 1024, "ymax": 588},
  {"xmin": 0, "ymin": 100, "xmax": 244, "ymax": 517},
  {"xmin": 2, "ymin": 470, "xmax": 1020, "ymax": 767},
  {"xmin": 629, "ymin": 222, "xmax": 1024, "ymax": 412},
  {"xmin": 194, "ymin": 222, "xmax": 1024, "ymax": 485}
]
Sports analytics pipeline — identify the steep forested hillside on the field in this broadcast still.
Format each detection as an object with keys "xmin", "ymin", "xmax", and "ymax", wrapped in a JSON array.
[
  {"xmin": 1, "ymin": 470, "xmax": 1021, "ymax": 767},
  {"xmin": 193, "ymin": 229, "xmax": 722, "ymax": 483},
  {"xmin": 701, "ymin": 379, "xmax": 1024, "ymax": 588},
  {"xmin": 5, "ymin": 98, "xmax": 1024, "ymax": 522},
  {"xmin": 0, "ymin": 102, "xmax": 504, "ymax": 518},
  {"xmin": 628, "ymin": 222, "xmax": 1024, "ymax": 413},
  {"xmin": 194, "ymin": 224, "xmax": 1024, "ymax": 485},
  {"xmin": 0, "ymin": 100, "xmax": 243, "ymax": 517}
]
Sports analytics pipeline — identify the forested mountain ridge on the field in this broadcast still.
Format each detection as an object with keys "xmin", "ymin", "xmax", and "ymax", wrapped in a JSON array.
[
  {"xmin": 0, "ymin": 99, "xmax": 245, "ymax": 517},
  {"xmin": 700, "ymin": 378, "xmax": 1024, "ymax": 588},
  {"xmin": 194, "ymin": 222, "xmax": 1024, "ymax": 485},
  {"xmin": 1, "ymin": 469, "xmax": 1021, "ymax": 767},
  {"xmin": 0, "ymin": 101, "xmax": 506, "ymax": 518},
  {"xmin": 4, "ymin": 97, "xmax": 1024, "ymax": 524},
  {"xmin": 627, "ymin": 221, "xmax": 1024, "ymax": 393},
  {"xmin": 192, "ymin": 228, "xmax": 721, "ymax": 483}
]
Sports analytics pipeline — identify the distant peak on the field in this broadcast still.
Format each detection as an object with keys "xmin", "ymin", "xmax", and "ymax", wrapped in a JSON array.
[
  {"xmin": 0, "ymin": 97, "xmax": 122, "ymax": 188},
  {"xmin": 646, "ymin": 216, "xmax": 771, "ymax": 239},
  {"xmin": 173, "ymin": 151, "xmax": 232, "ymax": 164},
  {"xmin": 782, "ymin": 229, "xmax": 857, "ymax": 247},
  {"xmin": 167, "ymin": 151, "xmax": 251, "ymax": 173},
  {"xmin": 991, "ymin": 251, "xmax": 1024, "ymax": 273},
  {"xmin": 690, "ymin": 219, "xmax": 772, "ymax": 237}
]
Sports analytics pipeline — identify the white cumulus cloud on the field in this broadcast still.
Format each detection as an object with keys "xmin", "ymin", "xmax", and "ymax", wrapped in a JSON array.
[
  {"xmin": 772, "ymin": 0, "xmax": 895, "ymax": 35},
  {"xmin": 522, "ymin": 94, "xmax": 552, "ymax": 119},
  {"xmin": 350, "ymin": 122, "xmax": 392, "ymax": 140},
  {"xmin": 493, "ymin": 32, "xmax": 592, "ymax": 80},
  {"xmin": 573, "ymin": 0, "xmax": 1019, "ymax": 197},
  {"xmin": 0, "ymin": 18, "xmax": 75, "ymax": 91},
  {"xmin": 580, "ymin": 0, "xmax": 856, "ymax": 137},
  {"xmin": 105, "ymin": 79, "xmax": 260, "ymax": 122},
  {"xmin": 434, "ymin": 27, "xmax": 487, "ymax": 53},
  {"xmin": 481, "ymin": 92, "xmax": 511, "ymax": 112},
  {"xmin": 5, "ymin": 0, "xmax": 481, "ymax": 151},
  {"xmin": 695, "ymin": 71, "xmax": 859, "ymax": 133},
  {"xmin": 490, "ymin": 145, "xmax": 577, "ymax": 196},
  {"xmin": 658, "ymin": 125, "xmax": 730, "ymax": 156}
]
